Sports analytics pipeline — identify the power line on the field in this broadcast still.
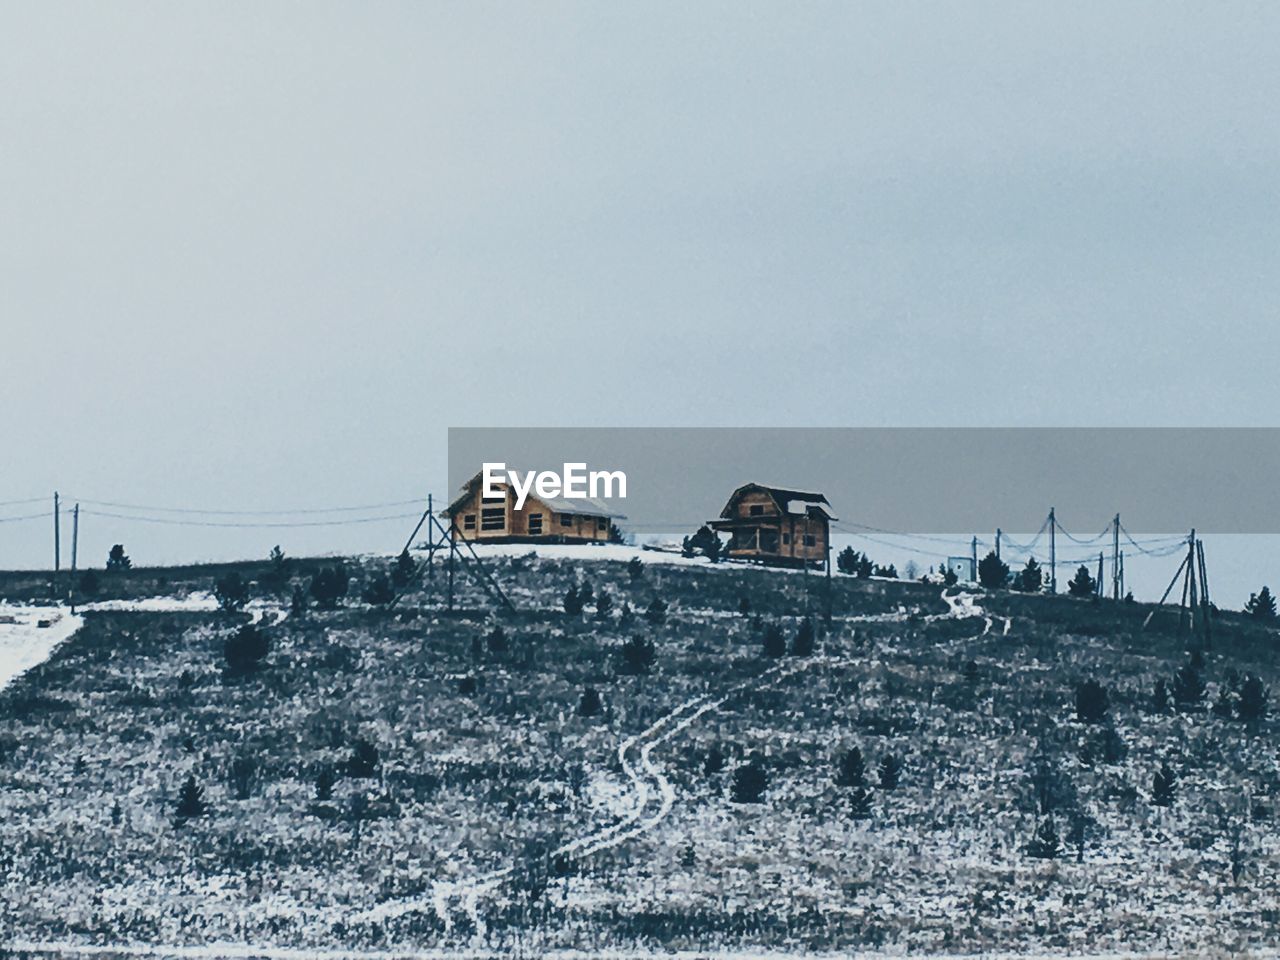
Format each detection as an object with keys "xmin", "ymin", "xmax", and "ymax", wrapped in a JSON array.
[
  {"xmin": 0, "ymin": 510, "xmax": 53, "ymax": 524},
  {"xmin": 78, "ymin": 508, "xmax": 425, "ymax": 529},
  {"xmin": 0, "ymin": 496, "xmax": 49, "ymax": 508},
  {"xmin": 68, "ymin": 495, "xmax": 435, "ymax": 517}
]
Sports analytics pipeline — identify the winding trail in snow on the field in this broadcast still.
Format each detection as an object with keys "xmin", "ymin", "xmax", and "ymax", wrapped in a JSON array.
[{"xmin": 366, "ymin": 587, "xmax": 1001, "ymax": 934}]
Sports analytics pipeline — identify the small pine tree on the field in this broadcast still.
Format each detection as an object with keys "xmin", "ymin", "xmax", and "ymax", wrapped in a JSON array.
[
  {"xmin": 644, "ymin": 596, "xmax": 668, "ymax": 625},
  {"xmin": 618, "ymin": 635, "xmax": 656, "ymax": 674},
  {"xmin": 595, "ymin": 589, "xmax": 614, "ymax": 620},
  {"xmin": 223, "ymin": 623, "xmax": 269, "ymax": 676},
  {"xmin": 607, "ymin": 522, "xmax": 626, "ymax": 545},
  {"xmin": 361, "ymin": 572, "xmax": 395, "ymax": 606},
  {"xmin": 174, "ymin": 774, "xmax": 206, "ymax": 821},
  {"xmin": 79, "ymin": 569, "xmax": 101, "ymax": 597},
  {"xmin": 738, "ymin": 595, "xmax": 751, "ymax": 616},
  {"xmin": 762, "ymin": 623, "xmax": 787, "ymax": 659},
  {"xmin": 791, "ymin": 618, "xmax": 815, "ymax": 657},
  {"xmin": 110, "ymin": 798, "xmax": 122, "ymax": 826},
  {"xmin": 214, "ymin": 572, "xmax": 250, "ymax": 612},
  {"xmin": 703, "ymin": 748, "xmax": 726, "ymax": 775},
  {"xmin": 731, "ymin": 759, "xmax": 767, "ymax": 803},
  {"xmin": 1067, "ymin": 565, "xmax": 1096, "ymax": 598},
  {"xmin": 878, "ymin": 754, "xmax": 903, "ymax": 790},
  {"xmin": 1171, "ymin": 662, "xmax": 1206, "ymax": 708},
  {"xmin": 106, "ymin": 544, "xmax": 132, "ymax": 571},
  {"xmin": 264, "ymin": 545, "xmax": 291, "ymax": 592},
  {"xmin": 835, "ymin": 747, "xmax": 866, "ymax": 787},
  {"xmin": 563, "ymin": 585, "xmax": 585, "ymax": 616},
  {"xmin": 683, "ymin": 525, "xmax": 724, "ymax": 562},
  {"xmin": 962, "ymin": 659, "xmax": 980, "ymax": 686},
  {"xmin": 1013, "ymin": 558, "xmax": 1043, "ymax": 593},
  {"xmin": 837, "ymin": 546, "xmax": 859, "ymax": 575},
  {"xmin": 578, "ymin": 687, "xmax": 603, "ymax": 717},
  {"xmin": 977, "ymin": 550, "xmax": 1010, "ymax": 589},
  {"xmin": 1074, "ymin": 678, "xmax": 1110, "ymax": 724},
  {"xmin": 627, "ymin": 556, "xmax": 644, "ymax": 581},
  {"xmin": 1237, "ymin": 674, "xmax": 1268, "ymax": 722},
  {"xmin": 310, "ymin": 565, "xmax": 349, "ymax": 609},
  {"xmin": 391, "ymin": 549, "xmax": 416, "ymax": 588},
  {"xmin": 486, "ymin": 625, "xmax": 508, "ymax": 654},
  {"xmin": 315, "ymin": 764, "xmax": 336, "ymax": 802},
  {"xmin": 347, "ymin": 737, "xmax": 381, "ymax": 778},
  {"xmin": 1151, "ymin": 678, "xmax": 1170, "ymax": 713},
  {"xmin": 1026, "ymin": 817, "xmax": 1060, "ymax": 859},
  {"xmin": 1212, "ymin": 687, "xmax": 1236, "ymax": 719},
  {"xmin": 578, "ymin": 581, "xmax": 594, "ymax": 606},
  {"xmin": 1244, "ymin": 586, "xmax": 1277, "ymax": 621},
  {"xmin": 874, "ymin": 563, "xmax": 898, "ymax": 579},
  {"xmin": 849, "ymin": 785, "xmax": 873, "ymax": 820},
  {"xmin": 1151, "ymin": 762, "xmax": 1177, "ymax": 807},
  {"xmin": 940, "ymin": 562, "xmax": 958, "ymax": 586}
]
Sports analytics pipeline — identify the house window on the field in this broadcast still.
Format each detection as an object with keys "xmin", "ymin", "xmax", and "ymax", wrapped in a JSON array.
[
  {"xmin": 560, "ymin": 514, "xmax": 573, "ymax": 527},
  {"xmin": 528, "ymin": 513, "xmax": 544, "ymax": 535},
  {"xmin": 782, "ymin": 533, "xmax": 791, "ymax": 545},
  {"xmin": 596, "ymin": 517, "xmax": 607, "ymax": 530},
  {"xmin": 463, "ymin": 514, "xmax": 477, "ymax": 530},
  {"xmin": 481, "ymin": 507, "xmax": 505, "ymax": 531},
  {"xmin": 748, "ymin": 504, "xmax": 765, "ymax": 516},
  {"xmin": 804, "ymin": 534, "xmax": 816, "ymax": 547}
]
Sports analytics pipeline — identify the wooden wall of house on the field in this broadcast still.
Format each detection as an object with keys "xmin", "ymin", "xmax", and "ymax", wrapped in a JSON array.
[{"xmin": 448, "ymin": 483, "xmax": 608, "ymax": 542}]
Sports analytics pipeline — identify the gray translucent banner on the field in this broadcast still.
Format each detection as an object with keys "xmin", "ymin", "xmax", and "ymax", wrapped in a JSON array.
[{"xmin": 447, "ymin": 428, "xmax": 1280, "ymax": 533}]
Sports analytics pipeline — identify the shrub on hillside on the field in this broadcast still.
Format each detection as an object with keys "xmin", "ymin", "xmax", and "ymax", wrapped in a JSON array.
[
  {"xmin": 618, "ymin": 635, "xmax": 656, "ymax": 675},
  {"xmin": 1026, "ymin": 817, "xmax": 1060, "ymax": 859},
  {"xmin": 644, "ymin": 597, "xmax": 667, "ymax": 625},
  {"xmin": 361, "ymin": 573, "xmax": 395, "ymax": 606},
  {"xmin": 595, "ymin": 589, "xmax": 614, "ymax": 620},
  {"xmin": 391, "ymin": 549, "xmax": 416, "ymax": 589},
  {"xmin": 878, "ymin": 754, "xmax": 903, "ymax": 790},
  {"xmin": 627, "ymin": 556, "xmax": 644, "ymax": 581},
  {"xmin": 978, "ymin": 550, "xmax": 1010, "ymax": 589},
  {"xmin": 563, "ymin": 585, "xmax": 585, "ymax": 616},
  {"xmin": 106, "ymin": 544, "xmax": 131, "ymax": 571},
  {"xmin": 174, "ymin": 774, "xmax": 206, "ymax": 822},
  {"xmin": 578, "ymin": 687, "xmax": 603, "ymax": 717},
  {"xmin": 1013, "ymin": 557, "xmax": 1043, "ymax": 593},
  {"xmin": 835, "ymin": 747, "xmax": 866, "ymax": 787},
  {"xmin": 223, "ymin": 623, "xmax": 269, "ymax": 676},
  {"xmin": 791, "ymin": 618, "xmax": 815, "ymax": 656},
  {"xmin": 214, "ymin": 572, "xmax": 249, "ymax": 613},
  {"xmin": 682, "ymin": 525, "xmax": 724, "ymax": 562},
  {"xmin": 1067, "ymin": 565, "xmax": 1097, "ymax": 598},
  {"xmin": 1237, "ymin": 674, "xmax": 1268, "ymax": 722},
  {"xmin": 849, "ymin": 785, "xmax": 873, "ymax": 820},
  {"xmin": 762, "ymin": 623, "xmax": 787, "ymax": 659},
  {"xmin": 78, "ymin": 569, "xmax": 101, "ymax": 598},
  {"xmin": 310, "ymin": 565, "xmax": 349, "ymax": 609},
  {"xmin": 1244, "ymin": 586, "xmax": 1277, "ymax": 621},
  {"xmin": 486, "ymin": 625, "xmax": 509, "ymax": 655},
  {"xmin": 347, "ymin": 737, "xmax": 381, "ymax": 778},
  {"xmin": 263, "ymin": 545, "xmax": 291, "ymax": 593},
  {"xmin": 1151, "ymin": 762, "xmax": 1178, "ymax": 807},
  {"xmin": 1171, "ymin": 662, "xmax": 1206, "ymax": 709},
  {"xmin": 731, "ymin": 759, "xmax": 767, "ymax": 803},
  {"xmin": 1074, "ymin": 678, "xmax": 1110, "ymax": 724}
]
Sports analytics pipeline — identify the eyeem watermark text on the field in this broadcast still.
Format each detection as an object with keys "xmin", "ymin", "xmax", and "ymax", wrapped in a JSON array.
[{"xmin": 482, "ymin": 462, "xmax": 627, "ymax": 511}]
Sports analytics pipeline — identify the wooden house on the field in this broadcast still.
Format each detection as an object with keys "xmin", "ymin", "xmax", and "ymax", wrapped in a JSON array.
[
  {"xmin": 442, "ymin": 470, "xmax": 623, "ymax": 544},
  {"xmin": 709, "ymin": 483, "xmax": 836, "ymax": 568}
]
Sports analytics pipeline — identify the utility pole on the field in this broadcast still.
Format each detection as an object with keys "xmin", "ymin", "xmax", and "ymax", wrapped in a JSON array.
[
  {"xmin": 1048, "ymin": 508, "xmax": 1056, "ymax": 593},
  {"xmin": 970, "ymin": 535, "xmax": 978, "ymax": 582},
  {"xmin": 1111, "ymin": 514, "xmax": 1120, "ymax": 600},
  {"xmin": 52, "ymin": 491, "xmax": 60, "ymax": 596},
  {"xmin": 1196, "ymin": 538, "xmax": 1212, "ymax": 645},
  {"xmin": 69, "ymin": 503, "xmax": 79, "ymax": 607},
  {"xmin": 1118, "ymin": 549, "xmax": 1125, "ymax": 600},
  {"xmin": 1095, "ymin": 552, "xmax": 1104, "ymax": 598},
  {"xmin": 426, "ymin": 494, "xmax": 435, "ymax": 579},
  {"xmin": 995, "ymin": 528, "xmax": 1002, "ymax": 561}
]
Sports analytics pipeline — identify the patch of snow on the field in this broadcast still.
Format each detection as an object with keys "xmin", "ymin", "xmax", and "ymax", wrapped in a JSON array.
[{"xmin": 0, "ymin": 604, "xmax": 84, "ymax": 691}]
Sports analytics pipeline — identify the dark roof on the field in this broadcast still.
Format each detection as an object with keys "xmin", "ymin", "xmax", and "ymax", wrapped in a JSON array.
[
  {"xmin": 718, "ymin": 483, "xmax": 836, "ymax": 520},
  {"xmin": 443, "ymin": 469, "xmax": 625, "ymax": 519}
]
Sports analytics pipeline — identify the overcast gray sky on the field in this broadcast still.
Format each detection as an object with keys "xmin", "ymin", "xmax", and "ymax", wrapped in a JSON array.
[{"xmin": 2, "ymin": 3, "xmax": 1278, "ymax": 570}]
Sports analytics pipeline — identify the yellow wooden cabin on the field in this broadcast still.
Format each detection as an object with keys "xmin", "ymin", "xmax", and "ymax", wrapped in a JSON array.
[
  {"xmin": 443, "ymin": 470, "xmax": 622, "ymax": 544},
  {"xmin": 709, "ymin": 483, "xmax": 835, "ymax": 568}
]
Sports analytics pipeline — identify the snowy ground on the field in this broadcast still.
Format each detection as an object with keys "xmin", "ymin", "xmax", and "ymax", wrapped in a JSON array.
[{"xmin": 0, "ymin": 603, "xmax": 83, "ymax": 692}]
